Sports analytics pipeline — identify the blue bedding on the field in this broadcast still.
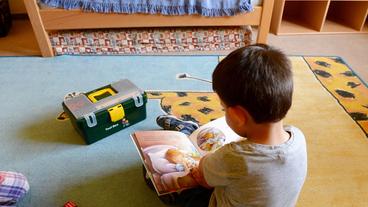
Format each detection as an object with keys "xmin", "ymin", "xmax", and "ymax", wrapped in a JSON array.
[{"xmin": 40, "ymin": 0, "xmax": 253, "ymax": 16}]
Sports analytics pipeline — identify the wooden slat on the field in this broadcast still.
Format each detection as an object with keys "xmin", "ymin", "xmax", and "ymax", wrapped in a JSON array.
[
  {"xmin": 363, "ymin": 19, "xmax": 368, "ymax": 32},
  {"xmin": 40, "ymin": 7, "xmax": 262, "ymax": 30},
  {"xmin": 270, "ymin": 0, "xmax": 285, "ymax": 34},
  {"xmin": 257, "ymin": 0, "xmax": 274, "ymax": 43},
  {"xmin": 24, "ymin": 0, "xmax": 54, "ymax": 57}
]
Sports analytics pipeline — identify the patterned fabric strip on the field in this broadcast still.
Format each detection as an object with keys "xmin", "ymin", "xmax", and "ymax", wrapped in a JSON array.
[
  {"xmin": 0, "ymin": 171, "xmax": 30, "ymax": 205},
  {"xmin": 49, "ymin": 26, "xmax": 252, "ymax": 55}
]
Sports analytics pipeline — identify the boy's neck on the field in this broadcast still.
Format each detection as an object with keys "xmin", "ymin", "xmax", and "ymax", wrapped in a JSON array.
[{"xmin": 245, "ymin": 120, "xmax": 290, "ymax": 146}]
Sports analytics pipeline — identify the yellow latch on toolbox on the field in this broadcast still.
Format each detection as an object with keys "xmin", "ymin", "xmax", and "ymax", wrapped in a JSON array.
[{"xmin": 108, "ymin": 104, "xmax": 125, "ymax": 122}]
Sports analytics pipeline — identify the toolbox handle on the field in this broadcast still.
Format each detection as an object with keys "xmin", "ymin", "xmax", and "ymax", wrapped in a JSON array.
[
  {"xmin": 84, "ymin": 113, "xmax": 97, "ymax": 128},
  {"xmin": 133, "ymin": 93, "xmax": 144, "ymax": 107}
]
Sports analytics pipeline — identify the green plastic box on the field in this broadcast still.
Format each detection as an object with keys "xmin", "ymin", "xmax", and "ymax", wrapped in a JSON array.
[{"xmin": 63, "ymin": 79, "xmax": 147, "ymax": 144}]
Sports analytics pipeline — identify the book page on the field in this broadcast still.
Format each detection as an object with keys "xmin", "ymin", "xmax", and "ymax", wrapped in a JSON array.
[
  {"xmin": 131, "ymin": 131, "xmax": 201, "ymax": 196},
  {"xmin": 188, "ymin": 117, "xmax": 242, "ymax": 156}
]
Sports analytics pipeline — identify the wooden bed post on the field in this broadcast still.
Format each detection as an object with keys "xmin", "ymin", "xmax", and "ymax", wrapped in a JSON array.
[
  {"xmin": 24, "ymin": 0, "xmax": 54, "ymax": 57},
  {"xmin": 256, "ymin": 0, "xmax": 274, "ymax": 44}
]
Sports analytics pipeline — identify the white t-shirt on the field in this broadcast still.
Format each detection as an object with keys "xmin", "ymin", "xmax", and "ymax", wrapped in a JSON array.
[{"xmin": 202, "ymin": 125, "xmax": 307, "ymax": 207}]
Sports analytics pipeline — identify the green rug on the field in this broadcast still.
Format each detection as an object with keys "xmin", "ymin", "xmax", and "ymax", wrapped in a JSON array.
[{"xmin": 0, "ymin": 56, "xmax": 367, "ymax": 207}]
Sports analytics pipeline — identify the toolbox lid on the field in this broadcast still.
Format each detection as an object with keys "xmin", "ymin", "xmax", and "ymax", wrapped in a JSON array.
[{"xmin": 63, "ymin": 79, "xmax": 145, "ymax": 119}]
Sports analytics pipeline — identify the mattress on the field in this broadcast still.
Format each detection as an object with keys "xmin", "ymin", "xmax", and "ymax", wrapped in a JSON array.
[{"xmin": 38, "ymin": 0, "xmax": 263, "ymax": 10}]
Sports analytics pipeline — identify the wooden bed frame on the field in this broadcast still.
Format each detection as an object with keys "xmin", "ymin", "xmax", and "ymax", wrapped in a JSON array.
[{"xmin": 24, "ymin": 0, "xmax": 274, "ymax": 57}]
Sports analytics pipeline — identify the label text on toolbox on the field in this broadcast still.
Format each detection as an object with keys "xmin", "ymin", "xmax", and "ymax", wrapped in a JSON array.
[{"xmin": 105, "ymin": 124, "xmax": 119, "ymax": 131}]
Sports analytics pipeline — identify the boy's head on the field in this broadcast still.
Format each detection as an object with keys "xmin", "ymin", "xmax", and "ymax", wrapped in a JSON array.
[{"xmin": 212, "ymin": 44, "xmax": 293, "ymax": 126}]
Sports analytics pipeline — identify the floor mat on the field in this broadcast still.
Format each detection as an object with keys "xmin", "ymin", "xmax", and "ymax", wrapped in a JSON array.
[{"xmin": 0, "ymin": 55, "xmax": 367, "ymax": 207}]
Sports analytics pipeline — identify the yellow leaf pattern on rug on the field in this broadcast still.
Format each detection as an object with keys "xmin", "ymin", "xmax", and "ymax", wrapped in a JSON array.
[
  {"xmin": 147, "ymin": 91, "xmax": 224, "ymax": 126},
  {"xmin": 304, "ymin": 57, "xmax": 368, "ymax": 137}
]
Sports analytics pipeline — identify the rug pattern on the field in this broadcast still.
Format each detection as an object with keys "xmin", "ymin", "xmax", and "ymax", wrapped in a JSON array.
[
  {"xmin": 146, "ymin": 56, "xmax": 368, "ymax": 137},
  {"xmin": 147, "ymin": 91, "xmax": 224, "ymax": 125},
  {"xmin": 1, "ymin": 55, "xmax": 367, "ymax": 207},
  {"xmin": 304, "ymin": 57, "xmax": 368, "ymax": 137},
  {"xmin": 55, "ymin": 56, "xmax": 368, "ymax": 137}
]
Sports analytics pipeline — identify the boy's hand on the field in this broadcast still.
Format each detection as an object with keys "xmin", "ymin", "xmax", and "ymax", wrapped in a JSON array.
[
  {"xmin": 177, "ymin": 174, "xmax": 199, "ymax": 188},
  {"xmin": 190, "ymin": 166, "xmax": 201, "ymax": 181},
  {"xmin": 190, "ymin": 158, "xmax": 212, "ymax": 189}
]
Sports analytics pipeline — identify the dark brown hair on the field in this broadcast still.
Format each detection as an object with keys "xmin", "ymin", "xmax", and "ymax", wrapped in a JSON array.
[{"xmin": 212, "ymin": 44, "xmax": 293, "ymax": 123}]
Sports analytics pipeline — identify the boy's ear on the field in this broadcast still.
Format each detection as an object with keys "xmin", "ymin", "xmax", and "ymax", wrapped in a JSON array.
[{"xmin": 227, "ymin": 105, "xmax": 249, "ymax": 126}]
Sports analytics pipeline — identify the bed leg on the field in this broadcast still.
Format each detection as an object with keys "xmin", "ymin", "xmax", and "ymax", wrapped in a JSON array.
[
  {"xmin": 24, "ymin": 0, "xmax": 54, "ymax": 57},
  {"xmin": 256, "ymin": 0, "xmax": 274, "ymax": 44}
]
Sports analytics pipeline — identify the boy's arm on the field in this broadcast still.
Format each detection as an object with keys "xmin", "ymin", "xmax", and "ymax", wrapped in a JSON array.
[{"xmin": 190, "ymin": 154, "xmax": 213, "ymax": 189}]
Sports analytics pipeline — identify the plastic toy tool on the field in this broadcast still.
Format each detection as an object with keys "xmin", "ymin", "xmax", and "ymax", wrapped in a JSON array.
[{"xmin": 63, "ymin": 201, "xmax": 78, "ymax": 207}]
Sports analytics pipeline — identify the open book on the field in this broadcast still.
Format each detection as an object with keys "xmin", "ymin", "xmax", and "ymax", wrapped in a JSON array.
[{"xmin": 131, "ymin": 117, "xmax": 241, "ymax": 195}]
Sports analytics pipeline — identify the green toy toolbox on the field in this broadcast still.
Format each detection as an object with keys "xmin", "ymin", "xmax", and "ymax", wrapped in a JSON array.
[{"xmin": 63, "ymin": 79, "xmax": 147, "ymax": 144}]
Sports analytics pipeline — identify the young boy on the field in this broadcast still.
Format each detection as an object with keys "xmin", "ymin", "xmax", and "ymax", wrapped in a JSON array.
[{"xmin": 155, "ymin": 44, "xmax": 307, "ymax": 207}]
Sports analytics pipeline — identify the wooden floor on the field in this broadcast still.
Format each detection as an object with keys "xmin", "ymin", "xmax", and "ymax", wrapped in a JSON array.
[
  {"xmin": 0, "ymin": 19, "xmax": 367, "ymax": 82},
  {"xmin": 0, "ymin": 20, "xmax": 40, "ymax": 56},
  {"xmin": 267, "ymin": 32, "xmax": 368, "ymax": 83}
]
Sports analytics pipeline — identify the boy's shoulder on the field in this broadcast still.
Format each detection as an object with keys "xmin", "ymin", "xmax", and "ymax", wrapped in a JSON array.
[
  {"xmin": 284, "ymin": 125, "xmax": 307, "ymax": 147},
  {"xmin": 204, "ymin": 125, "xmax": 306, "ymax": 164},
  {"xmin": 224, "ymin": 125, "xmax": 306, "ymax": 154},
  {"xmin": 284, "ymin": 125, "xmax": 305, "ymax": 137}
]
